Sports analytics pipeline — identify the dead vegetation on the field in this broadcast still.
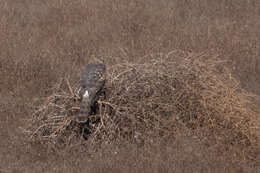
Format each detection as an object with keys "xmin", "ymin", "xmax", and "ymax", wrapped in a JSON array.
[
  {"xmin": 27, "ymin": 50, "xmax": 260, "ymax": 152},
  {"xmin": 1, "ymin": 0, "xmax": 260, "ymax": 172},
  {"xmin": 27, "ymin": 78, "xmax": 81, "ymax": 147}
]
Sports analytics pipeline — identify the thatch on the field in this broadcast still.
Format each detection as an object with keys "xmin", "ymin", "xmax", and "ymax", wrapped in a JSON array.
[{"xmin": 27, "ymin": 50, "xmax": 260, "ymax": 148}]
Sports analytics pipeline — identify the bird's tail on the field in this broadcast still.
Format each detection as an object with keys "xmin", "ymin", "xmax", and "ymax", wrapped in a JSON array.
[{"xmin": 77, "ymin": 97, "xmax": 91, "ymax": 123}]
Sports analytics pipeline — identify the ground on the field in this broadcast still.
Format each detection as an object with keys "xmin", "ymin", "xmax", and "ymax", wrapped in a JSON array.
[{"xmin": 0, "ymin": 0, "xmax": 259, "ymax": 172}]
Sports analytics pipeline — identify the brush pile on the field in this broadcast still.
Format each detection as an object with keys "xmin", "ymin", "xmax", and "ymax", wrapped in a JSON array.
[
  {"xmin": 28, "ymin": 79, "xmax": 82, "ymax": 147},
  {"xmin": 27, "ymin": 50, "xmax": 260, "ymax": 148}
]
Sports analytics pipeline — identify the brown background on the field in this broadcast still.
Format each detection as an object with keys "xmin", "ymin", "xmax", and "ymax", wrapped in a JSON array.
[{"xmin": 0, "ymin": 0, "xmax": 259, "ymax": 172}]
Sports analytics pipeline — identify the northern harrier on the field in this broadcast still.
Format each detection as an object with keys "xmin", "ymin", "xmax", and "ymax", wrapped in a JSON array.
[{"xmin": 77, "ymin": 63, "xmax": 106, "ymax": 123}]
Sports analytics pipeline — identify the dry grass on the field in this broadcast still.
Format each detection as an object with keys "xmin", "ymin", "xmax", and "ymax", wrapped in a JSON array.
[
  {"xmin": 1, "ymin": 0, "xmax": 260, "ymax": 172},
  {"xmin": 27, "ymin": 78, "xmax": 81, "ymax": 148},
  {"xmin": 27, "ymin": 51, "xmax": 260, "ymax": 154}
]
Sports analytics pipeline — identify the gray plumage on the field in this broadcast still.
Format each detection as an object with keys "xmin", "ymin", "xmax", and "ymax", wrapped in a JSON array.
[{"xmin": 77, "ymin": 63, "xmax": 106, "ymax": 123}]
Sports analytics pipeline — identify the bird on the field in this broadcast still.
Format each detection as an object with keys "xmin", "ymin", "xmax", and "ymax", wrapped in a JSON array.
[{"xmin": 77, "ymin": 63, "xmax": 106, "ymax": 124}]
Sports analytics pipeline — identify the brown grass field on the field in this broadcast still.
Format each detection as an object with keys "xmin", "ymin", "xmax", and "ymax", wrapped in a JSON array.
[{"xmin": 0, "ymin": 0, "xmax": 260, "ymax": 172}]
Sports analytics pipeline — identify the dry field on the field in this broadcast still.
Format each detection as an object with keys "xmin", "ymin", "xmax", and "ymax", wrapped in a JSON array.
[{"xmin": 0, "ymin": 0, "xmax": 260, "ymax": 172}]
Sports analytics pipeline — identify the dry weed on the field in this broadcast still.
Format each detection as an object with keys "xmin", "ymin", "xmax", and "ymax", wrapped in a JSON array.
[
  {"xmin": 27, "ymin": 78, "xmax": 82, "ymax": 147},
  {"xmin": 27, "ymin": 50, "xmax": 260, "ymax": 149}
]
